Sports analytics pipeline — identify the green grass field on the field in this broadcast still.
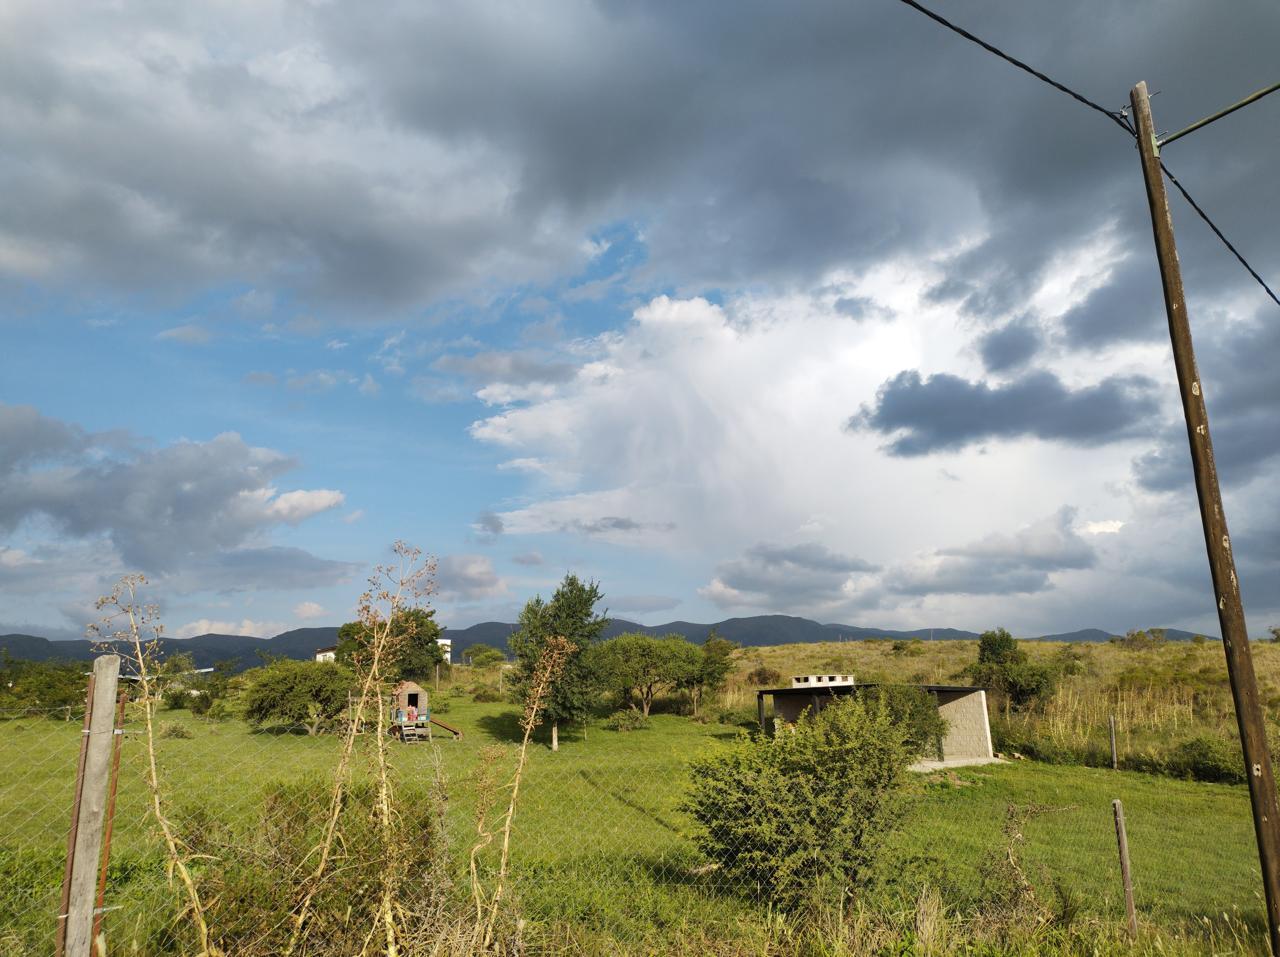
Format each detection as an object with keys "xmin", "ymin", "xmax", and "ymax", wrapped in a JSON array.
[{"xmin": 0, "ymin": 694, "xmax": 1270, "ymax": 954}]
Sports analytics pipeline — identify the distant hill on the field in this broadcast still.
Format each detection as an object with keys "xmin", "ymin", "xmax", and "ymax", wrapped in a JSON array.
[{"xmin": 0, "ymin": 617, "xmax": 1219, "ymax": 670}]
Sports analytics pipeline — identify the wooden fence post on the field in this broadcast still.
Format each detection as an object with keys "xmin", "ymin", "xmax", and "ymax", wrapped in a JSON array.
[
  {"xmin": 58, "ymin": 655, "xmax": 121, "ymax": 957},
  {"xmin": 1113, "ymin": 799, "xmax": 1137, "ymax": 938},
  {"xmin": 1110, "ymin": 714, "xmax": 1118, "ymax": 770}
]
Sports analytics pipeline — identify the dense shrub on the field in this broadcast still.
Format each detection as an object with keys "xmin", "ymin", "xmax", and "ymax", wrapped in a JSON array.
[
  {"xmin": 683, "ymin": 696, "xmax": 911, "ymax": 910},
  {"xmin": 162, "ymin": 686, "xmax": 190, "ymax": 710},
  {"xmin": 471, "ymin": 683, "xmax": 503, "ymax": 703},
  {"xmin": 188, "ymin": 691, "xmax": 213, "ymax": 716},
  {"xmin": 856, "ymin": 684, "xmax": 948, "ymax": 760},
  {"xmin": 745, "ymin": 665, "xmax": 782, "ymax": 687},
  {"xmin": 159, "ymin": 721, "xmax": 193, "ymax": 739},
  {"xmin": 605, "ymin": 708, "xmax": 649, "ymax": 731}
]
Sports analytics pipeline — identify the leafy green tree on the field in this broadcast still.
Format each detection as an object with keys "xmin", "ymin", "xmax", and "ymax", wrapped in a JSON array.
[
  {"xmin": 0, "ymin": 654, "xmax": 87, "ymax": 714},
  {"xmin": 242, "ymin": 659, "xmax": 355, "ymax": 735},
  {"xmin": 683, "ymin": 695, "xmax": 911, "ymax": 910},
  {"xmin": 508, "ymin": 574, "xmax": 608, "ymax": 751},
  {"xmin": 1269, "ymin": 626, "xmax": 1280, "ymax": 644},
  {"xmin": 682, "ymin": 630, "xmax": 738, "ymax": 716},
  {"xmin": 593, "ymin": 633, "xmax": 702, "ymax": 717},
  {"xmin": 966, "ymin": 627, "xmax": 1056, "ymax": 711},
  {"xmin": 463, "ymin": 644, "xmax": 506, "ymax": 667},
  {"xmin": 336, "ymin": 607, "xmax": 444, "ymax": 681}
]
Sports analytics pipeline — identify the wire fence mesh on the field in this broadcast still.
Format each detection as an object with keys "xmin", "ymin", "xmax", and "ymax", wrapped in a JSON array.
[{"xmin": 0, "ymin": 679, "xmax": 1271, "ymax": 956}]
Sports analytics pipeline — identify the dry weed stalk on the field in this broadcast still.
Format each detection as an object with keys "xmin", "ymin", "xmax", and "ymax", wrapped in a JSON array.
[
  {"xmin": 284, "ymin": 541, "xmax": 436, "ymax": 957},
  {"xmin": 479, "ymin": 635, "xmax": 574, "ymax": 948},
  {"xmin": 91, "ymin": 575, "xmax": 220, "ymax": 956},
  {"xmin": 468, "ymin": 745, "xmax": 508, "ymax": 927}
]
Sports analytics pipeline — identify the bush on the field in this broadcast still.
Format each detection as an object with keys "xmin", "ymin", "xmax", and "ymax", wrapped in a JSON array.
[
  {"xmin": 162, "ymin": 686, "xmax": 189, "ymax": 710},
  {"xmin": 605, "ymin": 708, "xmax": 648, "ymax": 732},
  {"xmin": 1165, "ymin": 735, "xmax": 1245, "ymax": 784},
  {"xmin": 471, "ymin": 683, "xmax": 503, "ymax": 703},
  {"xmin": 855, "ymin": 684, "xmax": 948, "ymax": 760},
  {"xmin": 683, "ymin": 696, "xmax": 911, "ymax": 910},
  {"xmin": 159, "ymin": 721, "xmax": 193, "ymax": 739},
  {"xmin": 745, "ymin": 665, "xmax": 782, "ymax": 687},
  {"xmin": 188, "ymin": 691, "xmax": 213, "ymax": 716},
  {"xmin": 891, "ymin": 639, "xmax": 925, "ymax": 657}
]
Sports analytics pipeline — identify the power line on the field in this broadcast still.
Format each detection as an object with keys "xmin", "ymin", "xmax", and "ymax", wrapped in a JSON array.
[
  {"xmin": 891, "ymin": 0, "xmax": 1132, "ymax": 134},
  {"xmin": 892, "ymin": 0, "xmax": 1279, "ymax": 310},
  {"xmin": 1160, "ymin": 159, "xmax": 1280, "ymax": 307}
]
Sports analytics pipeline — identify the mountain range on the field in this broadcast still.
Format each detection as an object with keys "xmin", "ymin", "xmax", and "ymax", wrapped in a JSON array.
[{"xmin": 0, "ymin": 616, "xmax": 1215, "ymax": 672}]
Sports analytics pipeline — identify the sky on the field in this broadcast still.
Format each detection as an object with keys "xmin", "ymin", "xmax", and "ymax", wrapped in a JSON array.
[{"xmin": 1, "ymin": 0, "xmax": 1278, "ymax": 641}]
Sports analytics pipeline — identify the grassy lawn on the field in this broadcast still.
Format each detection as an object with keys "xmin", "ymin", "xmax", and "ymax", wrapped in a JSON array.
[{"xmin": 0, "ymin": 695, "xmax": 1270, "ymax": 953}]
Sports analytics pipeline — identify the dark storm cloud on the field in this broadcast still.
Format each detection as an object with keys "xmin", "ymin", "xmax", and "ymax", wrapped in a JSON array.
[
  {"xmin": 1134, "ymin": 309, "xmax": 1280, "ymax": 491},
  {"xmin": 2, "ymin": 2, "xmax": 1274, "ymax": 319},
  {"xmin": 852, "ymin": 369, "xmax": 1160, "ymax": 456},
  {"xmin": 1059, "ymin": 261, "xmax": 1166, "ymax": 349},
  {"xmin": 978, "ymin": 316, "xmax": 1042, "ymax": 372}
]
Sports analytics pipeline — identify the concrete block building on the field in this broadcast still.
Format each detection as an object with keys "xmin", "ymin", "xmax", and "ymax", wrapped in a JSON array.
[{"xmin": 755, "ymin": 675, "xmax": 995, "ymax": 765}]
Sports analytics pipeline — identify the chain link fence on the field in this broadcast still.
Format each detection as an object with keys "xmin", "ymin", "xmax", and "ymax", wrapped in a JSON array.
[{"xmin": 0, "ymin": 679, "xmax": 1270, "ymax": 955}]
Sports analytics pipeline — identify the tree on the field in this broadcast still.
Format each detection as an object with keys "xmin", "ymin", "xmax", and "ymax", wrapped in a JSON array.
[
  {"xmin": 683, "ymin": 695, "xmax": 911, "ymax": 910},
  {"xmin": 593, "ymin": 633, "xmax": 702, "ymax": 717},
  {"xmin": 463, "ymin": 644, "xmax": 506, "ymax": 667},
  {"xmin": 336, "ymin": 607, "xmax": 444, "ymax": 682},
  {"xmin": 1269, "ymin": 626, "xmax": 1280, "ymax": 644},
  {"xmin": 508, "ymin": 574, "xmax": 607, "ymax": 751},
  {"xmin": 682, "ymin": 630, "xmax": 738, "ymax": 716},
  {"xmin": 242, "ymin": 659, "xmax": 355, "ymax": 735},
  {"xmin": 966, "ymin": 627, "xmax": 1056, "ymax": 711},
  {"xmin": 0, "ymin": 654, "xmax": 87, "ymax": 714}
]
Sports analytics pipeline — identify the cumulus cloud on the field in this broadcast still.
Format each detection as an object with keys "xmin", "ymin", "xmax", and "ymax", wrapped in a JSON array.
[
  {"xmin": 293, "ymin": 601, "xmax": 328, "ymax": 620},
  {"xmin": 884, "ymin": 507, "xmax": 1096, "ymax": 597},
  {"xmin": 0, "ymin": 404, "xmax": 354, "ymax": 592},
  {"xmin": 437, "ymin": 554, "xmax": 508, "ymax": 603},
  {"xmin": 702, "ymin": 542, "xmax": 878, "ymax": 613},
  {"xmin": 173, "ymin": 618, "xmax": 287, "ymax": 639}
]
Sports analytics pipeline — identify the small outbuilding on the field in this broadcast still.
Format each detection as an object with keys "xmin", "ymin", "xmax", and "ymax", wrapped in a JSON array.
[
  {"xmin": 391, "ymin": 680, "xmax": 427, "ymax": 721},
  {"xmin": 756, "ymin": 675, "xmax": 995, "ymax": 766},
  {"xmin": 314, "ymin": 646, "xmax": 337, "ymax": 663}
]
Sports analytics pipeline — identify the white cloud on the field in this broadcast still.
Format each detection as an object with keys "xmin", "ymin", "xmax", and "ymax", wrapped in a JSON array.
[
  {"xmin": 293, "ymin": 601, "xmax": 327, "ymax": 620},
  {"xmin": 157, "ymin": 323, "xmax": 212, "ymax": 345},
  {"xmin": 343, "ymin": 509, "xmax": 365, "ymax": 524},
  {"xmin": 173, "ymin": 618, "xmax": 287, "ymax": 639},
  {"xmin": 464, "ymin": 284, "xmax": 1209, "ymax": 631}
]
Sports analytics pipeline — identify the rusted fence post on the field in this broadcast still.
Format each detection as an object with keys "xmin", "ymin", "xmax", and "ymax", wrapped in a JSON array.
[
  {"xmin": 1112, "ymin": 799, "xmax": 1137, "ymax": 938},
  {"xmin": 56, "ymin": 655, "xmax": 120, "ymax": 957}
]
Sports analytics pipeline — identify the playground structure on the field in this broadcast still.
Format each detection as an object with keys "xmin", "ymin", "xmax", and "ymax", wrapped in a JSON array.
[{"xmin": 389, "ymin": 680, "xmax": 462, "ymax": 742}]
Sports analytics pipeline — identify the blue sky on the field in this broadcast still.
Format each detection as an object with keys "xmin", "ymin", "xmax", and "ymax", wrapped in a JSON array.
[{"xmin": 1, "ymin": 1, "xmax": 1277, "ymax": 641}]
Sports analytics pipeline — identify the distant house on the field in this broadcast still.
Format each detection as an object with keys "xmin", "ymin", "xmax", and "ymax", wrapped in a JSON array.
[
  {"xmin": 755, "ymin": 674, "xmax": 995, "ymax": 766},
  {"xmin": 314, "ymin": 646, "xmax": 337, "ymax": 663},
  {"xmin": 438, "ymin": 637, "xmax": 452, "ymax": 664}
]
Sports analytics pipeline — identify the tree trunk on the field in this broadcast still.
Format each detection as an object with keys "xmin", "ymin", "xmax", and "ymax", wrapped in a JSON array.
[{"xmin": 551, "ymin": 721, "xmax": 559, "ymax": 752}]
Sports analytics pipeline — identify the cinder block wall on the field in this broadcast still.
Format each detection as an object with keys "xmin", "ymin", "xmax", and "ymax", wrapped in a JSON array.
[{"xmin": 935, "ymin": 690, "xmax": 993, "ymax": 760}]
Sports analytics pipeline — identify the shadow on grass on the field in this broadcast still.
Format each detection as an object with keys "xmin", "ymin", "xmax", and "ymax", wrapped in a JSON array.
[
  {"xmin": 475, "ymin": 711, "xmax": 586, "ymax": 749},
  {"xmin": 576, "ymin": 768, "xmax": 681, "ymax": 835}
]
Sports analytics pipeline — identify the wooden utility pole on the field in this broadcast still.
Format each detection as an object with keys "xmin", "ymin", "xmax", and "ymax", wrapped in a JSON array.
[{"xmin": 1131, "ymin": 80, "xmax": 1280, "ymax": 954}]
